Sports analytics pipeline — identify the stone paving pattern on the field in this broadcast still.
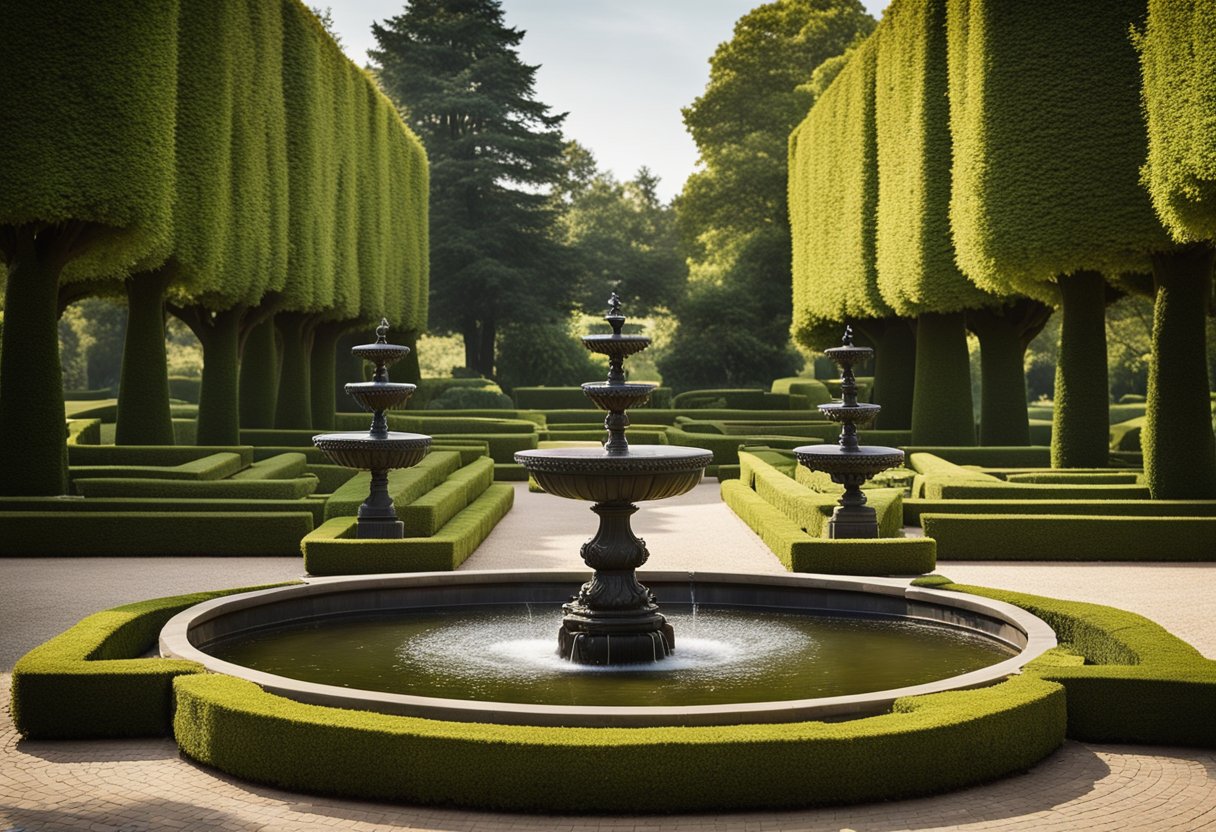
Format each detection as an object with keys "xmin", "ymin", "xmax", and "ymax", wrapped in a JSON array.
[{"xmin": 2, "ymin": 482, "xmax": 1214, "ymax": 830}]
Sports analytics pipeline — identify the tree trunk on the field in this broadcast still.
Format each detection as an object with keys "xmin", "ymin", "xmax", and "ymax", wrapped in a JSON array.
[
  {"xmin": 0, "ymin": 231, "xmax": 68, "ymax": 495},
  {"xmin": 911, "ymin": 312, "xmax": 976, "ymax": 446},
  {"xmin": 398, "ymin": 329, "xmax": 422, "ymax": 385},
  {"xmin": 335, "ymin": 329, "xmax": 367, "ymax": 412},
  {"xmin": 462, "ymin": 320, "xmax": 480, "ymax": 374},
  {"xmin": 857, "ymin": 318, "xmax": 915, "ymax": 431},
  {"xmin": 274, "ymin": 312, "xmax": 315, "ymax": 429},
  {"xmin": 310, "ymin": 323, "xmax": 347, "ymax": 431},
  {"xmin": 478, "ymin": 317, "xmax": 496, "ymax": 379},
  {"xmin": 1051, "ymin": 271, "xmax": 1110, "ymax": 468},
  {"xmin": 194, "ymin": 310, "xmax": 243, "ymax": 446},
  {"xmin": 239, "ymin": 316, "xmax": 278, "ymax": 429},
  {"xmin": 115, "ymin": 268, "xmax": 175, "ymax": 446},
  {"xmin": 1144, "ymin": 245, "xmax": 1216, "ymax": 498}
]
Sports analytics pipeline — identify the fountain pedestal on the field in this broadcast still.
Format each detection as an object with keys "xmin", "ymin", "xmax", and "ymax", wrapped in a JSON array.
[
  {"xmin": 794, "ymin": 327, "xmax": 904, "ymax": 539},
  {"xmin": 516, "ymin": 293, "xmax": 711, "ymax": 665}
]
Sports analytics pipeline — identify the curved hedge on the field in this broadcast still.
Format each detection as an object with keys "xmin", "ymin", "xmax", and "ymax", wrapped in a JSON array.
[{"xmin": 173, "ymin": 672, "xmax": 1062, "ymax": 812}]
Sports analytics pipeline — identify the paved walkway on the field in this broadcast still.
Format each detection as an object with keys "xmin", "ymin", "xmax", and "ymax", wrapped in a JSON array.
[{"xmin": 2, "ymin": 481, "xmax": 1214, "ymax": 830}]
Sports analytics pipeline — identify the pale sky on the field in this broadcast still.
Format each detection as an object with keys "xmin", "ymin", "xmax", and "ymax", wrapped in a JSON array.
[{"xmin": 328, "ymin": 0, "xmax": 890, "ymax": 202}]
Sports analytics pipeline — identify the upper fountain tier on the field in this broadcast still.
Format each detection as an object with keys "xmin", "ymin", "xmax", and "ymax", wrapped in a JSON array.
[
  {"xmin": 344, "ymin": 319, "xmax": 416, "ymax": 415},
  {"xmin": 580, "ymin": 293, "xmax": 656, "ymax": 413}
]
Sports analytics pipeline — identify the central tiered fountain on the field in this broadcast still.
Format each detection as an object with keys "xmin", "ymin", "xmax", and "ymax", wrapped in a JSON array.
[
  {"xmin": 515, "ymin": 294, "xmax": 712, "ymax": 665},
  {"xmin": 793, "ymin": 326, "xmax": 905, "ymax": 538},
  {"xmin": 313, "ymin": 320, "xmax": 431, "ymax": 538}
]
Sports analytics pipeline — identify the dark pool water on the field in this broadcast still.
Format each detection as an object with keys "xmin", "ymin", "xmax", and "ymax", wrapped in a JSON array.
[{"xmin": 207, "ymin": 605, "xmax": 1013, "ymax": 707}]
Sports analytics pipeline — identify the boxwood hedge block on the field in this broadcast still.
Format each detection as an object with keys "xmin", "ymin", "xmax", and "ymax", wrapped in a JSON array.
[
  {"xmin": 747, "ymin": 453, "xmax": 903, "ymax": 539},
  {"xmin": 666, "ymin": 429, "xmax": 812, "ymax": 467},
  {"xmin": 1005, "ymin": 472, "xmax": 1140, "ymax": 485},
  {"xmin": 903, "ymin": 498, "xmax": 1216, "ymax": 526},
  {"xmin": 923, "ymin": 514, "xmax": 1216, "ymax": 560},
  {"xmin": 66, "ymin": 418, "xmax": 102, "ymax": 446},
  {"xmin": 11, "ymin": 584, "xmax": 296, "ymax": 739},
  {"xmin": 0, "ymin": 511, "xmax": 314, "ymax": 556},
  {"xmin": 0, "ymin": 496, "xmax": 329, "ymax": 525},
  {"xmin": 922, "ymin": 481, "xmax": 1151, "ymax": 501},
  {"xmin": 172, "ymin": 671, "xmax": 1061, "ymax": 812},
  {"xmin": 75, "ymin": 477, "xmax": 319, "ymax": 500},
  {"xmin": 306, "ymin": 464, "xmax": 357, "ymax": 494},
  {"xmin": 230, "ymin": 452, "xmax": 308, "ymax": 480},
  {"xmin": 69, "ymin": 452, "xmax": 244, "ymax": 484},
  {"xmin": 400, "ymin": 457, "xmax": 494, "ymax": 537},
  {"xmin": 304, "ymin": 484, "xmax": 514, "ymax": 575},
  {"xmin": 67, "ymin": 444, "xmax": 256, "ymax": 468}
]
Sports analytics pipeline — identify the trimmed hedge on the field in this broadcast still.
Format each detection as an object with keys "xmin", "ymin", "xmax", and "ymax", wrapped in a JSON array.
[
  {"xmin": 947, "ymin": 583, "xmax": 1216, "ymax": 746},
  {"xmin": 922, "ymin": 514, "xmax": 1216, "ymax": 560},
  {"xmin": 75, "ymin": 476, "xmax": 319, "ymax": 500},
  {"xmin": 303, "ymin": 483, "xmax": 514, "ymax": 575},
  {"xmin": 722, "ymin": 479, "xmax": 932, "ymax": 576},
  {"xmin": 306, "ymin": 463, "xmax": 357, "ymax": 493},
  {"xmin": 10, "ymin": 584, "xmax": 296, "ymax": 739},
  {"xmin": 69, "ymin": 452, "xmax": 244, "ymax": 483},
  {"xmin": 67, "ymin": 444, "xmax": 256, "ymax": 468},
  {"xmin": 899, "ymin": 446, "xmax": 1051, "ymax": 468},
  {"xmin": 666, "ymin": 429, "xmax": 812, "ymax": 466},
  {"xmin": 400, "ymin": 457, "xmax": 494, "ymax": 537},
  {"xmin": 513, "ymin": 386, "xmax": 672, "ymax": 410},
  {"xmin": 172, "ymin": 671, "xmax": 1061, "ymax": 812},
  {"xmin": 323, "ymin": 450, "xmax": 461, "ymax": 520},
  {"xmin": 770, "ymin": 377, "xmax": 833, "ymax": 406},
  {"xmin": 0, "ymin": 511, "xmax": 314, "ymax": 556},
  {"xmin": 0, "ymin": 495, "xmax": 329, "ymax": 525},
  {"xmin": 231, "ymin": 452, "xmax": 308, "ymax": 480},
  {"xmin": 921, "ymin": 481, "xmax": 1150, "ymax": 501},
  {"xmin": 903, "ymin": 498, "xmax": 1216, "ymax": 526},
  {"xmin": 1005, "ymin": 472, "xmax": 1140, "ymax": 485},
  {"xmin": 66, "ymin": 418, "xmax": 102, "ymax": 446},
  {"xmin": 333, "ymin": 413, "xmax": 540, "ymax": 435}
]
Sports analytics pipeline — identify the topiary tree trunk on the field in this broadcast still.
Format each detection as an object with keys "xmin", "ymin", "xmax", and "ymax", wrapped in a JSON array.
[
  {"xmin": 274, "ymin": 312, "xmax": 315, "ymax": 429},
  {"xmin": 911, "ymin": 311, "xmax": 975, "ymax": 445},
  {"xmin": 115, "ymin": 268, "xmax": 175, "ymax": 446},
  {"xmin": 239, "ymin": 316, "xmax": 278, "ymax": 429},
  {"xmin": 968, "ymin": 299, "xmax": 1053, "ymax": 446},
  {"xmin": 1144, "ymin": 244, "xmax": 1216, "ymax": 498},
  {"xmin": 1051, "ymin": 271, "xmax": 1110, "ymax": 468},
  {"xmin": 309, "ymin": 321, "xmax": 354, "ymax": 431},
  {"xmin": 857, "ymin": 318, "xmax": 915, "ymax": 430},
  {"xmin": 335, "ymin": 330, "xmax": 367, "ymax": 412}
]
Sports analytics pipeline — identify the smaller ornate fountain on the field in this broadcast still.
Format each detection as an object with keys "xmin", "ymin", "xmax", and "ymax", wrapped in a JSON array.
[
  {"xmin": 516, "ymin": 293, "xmax": 712, "ymax": 665},
  {"xmin": 313, "ymin": 320, "xmax": 431, "ymax": 538},
  {"xmin": 793, "ymin": 326, "xmax": 904, "ymax": 538}
]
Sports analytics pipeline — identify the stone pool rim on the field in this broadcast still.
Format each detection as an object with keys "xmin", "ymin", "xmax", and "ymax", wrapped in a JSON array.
[{"xmin": 160, "ymin": 569, "xmax": 1057, "ymax": 727}]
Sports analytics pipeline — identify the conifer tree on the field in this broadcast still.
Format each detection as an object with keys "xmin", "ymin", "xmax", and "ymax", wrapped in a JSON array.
[{"xmin": 372, "ymin": 0, "xmax": 569, "ymax": 379}]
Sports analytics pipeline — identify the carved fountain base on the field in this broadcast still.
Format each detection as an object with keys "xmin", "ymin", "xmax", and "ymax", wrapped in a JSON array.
[{"xmin": 557, "ymin": 502, "xmax": 674, "ymax": 665}]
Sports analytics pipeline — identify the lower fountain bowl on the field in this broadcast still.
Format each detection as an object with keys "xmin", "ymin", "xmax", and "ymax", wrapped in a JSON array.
[
  {"xmin": 793, "ymin": 443, "xmax": 905, "ymax": 479},
  {"xmin": 312, "ymin": 431, "xmax": 431, "ymax": 470},
  {"xmin": 159, "ymin": 569, "xmax": 1056, "ymax": 728},
  {"xmin": 514, "ymin": 445, "xmax": 712, "ymax": 502}
]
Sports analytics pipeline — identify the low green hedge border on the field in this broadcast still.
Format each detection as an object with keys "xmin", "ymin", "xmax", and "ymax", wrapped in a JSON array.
[
  {"xmin": 922, "ymin": 481, "xmax": 1151, "ymax": 500},
  {"xmin": 721, "ymin": 479, "xmax": 935, "ymax": 575},
  {"xmin": 303, "ymin": 483, "xmax": 515, "ymax": 575},
  {"xmin": 0, "ymin": 512, "xmax": 315, "ymax": 556},
  {"xmin": 400, "ymin": 457, "xmax": 495, "ymax": 537},
  {"xmin": 76, "ymin": 476, "xmax": 319, "ymax": 500},
  {"xmin": 921, "ymin": 514, "xmax": 1216, "ymax": 561},
  {"xmin": 903, "ymin": 498, "xmax": 1216, "ymax": 525},
  {"xmin": 0, "ymin": 496, "xmax": 329, "ymax": 525},
  {"xmin": 66, "ymin": 418, "xmax": 102, "ymax": 445},
  {"xmin": 1005, "ymin": 471, "xmax": 1141, "ymax": 485},
  {"xmin": 900, "ymin": 446, "xmax": 1053, "ymax": 467},
  {"xmin": 172, "ymin": 672, "xmax": 1062, "ymax": 813},
  {"xmin": 323, "ymin": 451, "xmax": 462, "ymax": 521},
  {"xmin": 67, "ymin": 444, "xmax": 256, "ymax": 468},
  {"xmin": 10, "ymin": 584, "xmax": 297, "ymax": 739},
  {"xmin": 69, "ymin": 452, "xmax": 245, "ymax": 484},
  {"xmin": 934, "ymin": 581, "xmax": 1216, "ymax": 746}
]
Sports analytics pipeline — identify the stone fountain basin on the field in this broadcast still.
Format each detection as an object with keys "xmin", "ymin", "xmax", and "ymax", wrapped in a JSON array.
[
  {"xmin": 515, "ymin": 445, "xmax": 712, "ymax": 502},
  {"xmin": 343, "ymin": 381, "xmax": 416, "ymax": 412},
  {"xmin": 159, "ymin": 569, "xmax": 1056, "ymax": 728},
  {"xmin": 312, "ymin": 432, "xmax": 431, "ymax": 470},
  {"xmin": 794, "ymin": 444, "xmax": 905, "ymax": 478},
  {"xmin": 581, "ymin": 333, "xmax": 650, "ymax": 356}
]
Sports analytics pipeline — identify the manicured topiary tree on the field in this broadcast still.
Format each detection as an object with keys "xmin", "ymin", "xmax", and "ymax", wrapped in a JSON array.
[
  {"xmin": 167, "ymin": 0, "xmax": 289, "ymax": 447},
  {"xmin": 789, "ymin": 33, "xmax": 918, "ymax": 431},
  {"xmin": 874, "ymin": 0, "xmax": 1007, "ymax": 446},
  {"xmin": 1135, "ymin": 0, "xmax": 1216, "ymax": 498},
  {"xmin": 947, "ymin": 0, "xmax": 1175, "ymax": 467},
  {"xmin": 0, "ymin": 2, "xmax": 178, "ymax": 494}
]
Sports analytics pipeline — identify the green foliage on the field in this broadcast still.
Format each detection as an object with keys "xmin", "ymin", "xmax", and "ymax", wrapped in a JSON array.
[
  {"xmin": 304, "ymin": 484, "xmax": 514, "ymax": 575},
  {"xmin": 1138, "ymin": 0, "xmax": 1216, "ymax": 242},
  {"xmin": 790, "ymin": 33, "xmax": 889, "ymax": 343},
  {"xmin": 911, "ymin": 312, "xmax": 975, "ymax": 445},
  {"xmin": 921, "ymin": 482, "xmax": 1150, "ymax": 501},
  {"xmin": 75, "ymin": 478, "xmax": 318, "ymax": 501},
  {"xmin": 1052, "ymin": 273, "xmax": 1111, "ymax": 468},
  {"xmin": 10, "ymin": 584, "xmax": 297, "ymax": 738},
  {"xmin": 407, "ymin": 377, "xmax": 501, "ymax": 411},
  {"xmin": 399, "ymin": 457, "xmax": 495, "ymax": 537},
  {"xmin": 427, "ymin": 386, "xmax": 514, "ymax": 410},
  {"xmin": 900, "ymin": 446, "xmax": 1051, "ymax": 467},
  {"xmin": 323, "ymin": 451, "xmax": 462, "ymax": 521},
  {"xmin": 922, "ymin": 514, "xmax": 1214, "ymax": 560},
  {"xmin": 373, "ymin": 0, "xmax": 568, "ymax": 378},
  {"xmin": 173, "ymin": 669, "xmax": 1061, "ymax": 811},
  {"xmin": 495, "ymin": 320, "xmax": 599, "ymax": 391},
  {"xmin": 946, "ymin": 583, "xmax": 1216, "ymax": 746},
  {"xmin": 511, "ymin": 387, "xmax": 595, "ymax": 410},
  {"xmin": 874, "ymin": 0, "xmax": 995, "ymax": 316},
  {"xmin": 0, "ymin": 511, "xmax": 313, "ymax": 556},
  {"xmin": 947, "ymin": 0, "xmax": 1172, "ymax": 294},
  {"xmin": 903, "ymin": 498, "xmax": 1216, "ymax": 526}
]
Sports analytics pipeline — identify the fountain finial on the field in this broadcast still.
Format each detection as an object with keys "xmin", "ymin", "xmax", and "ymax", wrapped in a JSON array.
[
  {"xmin": 842, "ymin": 324, "xmax": 854, "ymax": 347},
  {"xmin": 605, "ymin": 291, "xmax": 625, "ymax": 337},
  {"xmin": 376, "ymin": 318, "xmax": 390, "ymax": 344}
]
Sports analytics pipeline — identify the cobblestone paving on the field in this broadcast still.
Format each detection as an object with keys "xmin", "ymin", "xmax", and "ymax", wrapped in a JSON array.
[{"xmin": 2, "ymin": 481, "xmax": 1214, "ymax": 830}]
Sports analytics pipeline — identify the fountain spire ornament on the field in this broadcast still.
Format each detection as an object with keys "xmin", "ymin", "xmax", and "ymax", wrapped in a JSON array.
[
  {"xmin": 515, "ymin": 291, "xmax": 712, "ymax": 665},
  {"xmin": 312, "ymin": 319, "xmax": 431, "ymax": 538},
  {"xmin": 793, "ymin": 326, "xmax": 904, "ymax": 538}
]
